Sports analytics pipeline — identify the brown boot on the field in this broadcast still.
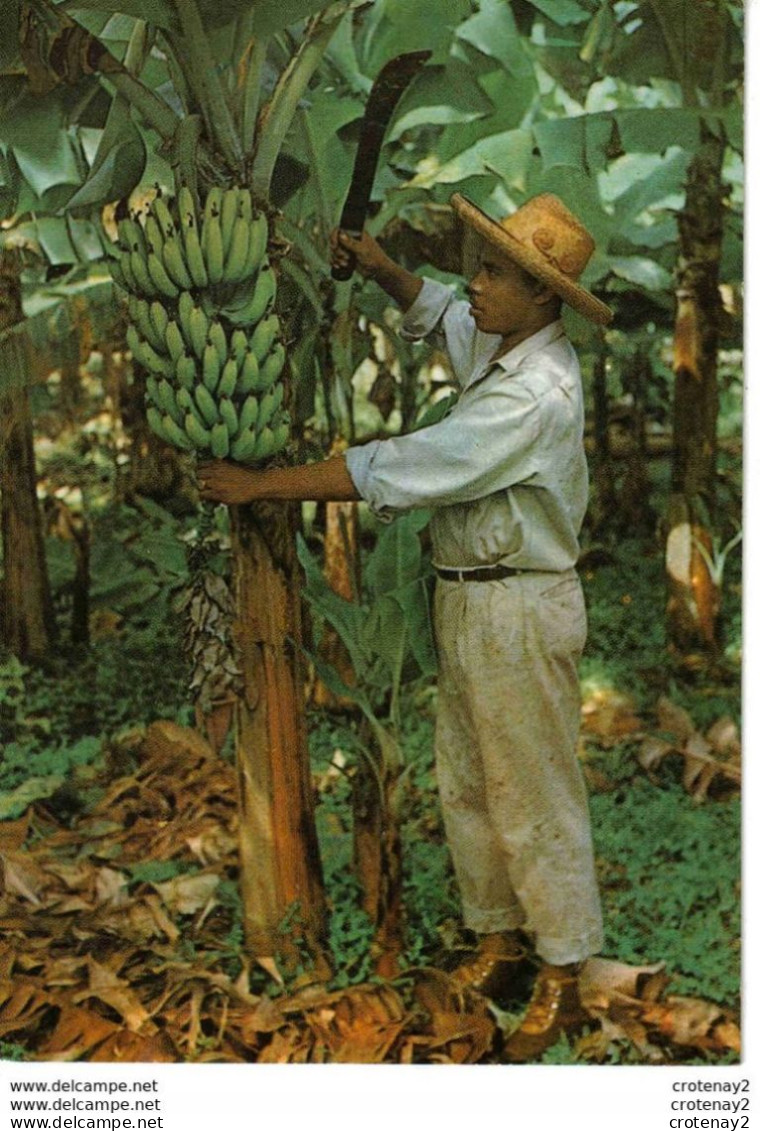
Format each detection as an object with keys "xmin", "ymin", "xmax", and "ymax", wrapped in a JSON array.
[
  {"xmin": 449, "ymin": 931, "xmax": 527, "ymax": 998},
  {"xmin": 502, "ymin": 962, "xmax": 587, "ymax": 1062}
]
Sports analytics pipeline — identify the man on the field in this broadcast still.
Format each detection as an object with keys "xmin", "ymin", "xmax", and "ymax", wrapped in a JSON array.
[{"xmin": 198, "ymin": 192, "xmax": 613, "ymax": 1061}]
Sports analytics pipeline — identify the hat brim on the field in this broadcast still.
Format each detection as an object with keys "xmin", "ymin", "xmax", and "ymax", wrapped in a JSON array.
[{"xmin": 451, "ymin": 194, "xmax": 613, "ymax": 326}]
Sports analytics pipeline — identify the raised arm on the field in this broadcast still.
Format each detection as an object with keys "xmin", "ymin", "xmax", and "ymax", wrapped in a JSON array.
[{"xmin": 329, "ymin": 229, "xmax": 422, "ymax": 312}]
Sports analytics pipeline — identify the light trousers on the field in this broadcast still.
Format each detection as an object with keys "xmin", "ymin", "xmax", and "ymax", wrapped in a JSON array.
[{"xmin": 434, "ymin": 569, "xmax": 604, "ymax": 966}]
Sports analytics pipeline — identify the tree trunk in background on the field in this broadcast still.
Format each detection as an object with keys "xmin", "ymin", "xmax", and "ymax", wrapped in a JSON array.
[
  {"xmin": 0, "ymin": 249, "xmax": 56, "ymax": 662},
  {"xmin": 230, "ymin": 501, "xmax": 328, "ymax": 973},
  {"xmin": 666, "ymin": 131, "xmax": 726, "ymax": 653},
  {"xmin": 311, "ymin": 498, "xmax": 360, "ymax": 711}
]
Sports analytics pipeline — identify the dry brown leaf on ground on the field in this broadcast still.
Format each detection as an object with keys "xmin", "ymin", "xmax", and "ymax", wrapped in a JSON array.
[
  {"xmin": 578, "ymin": 958, "xmax": 740, "ymax": 1062},
  {"xmin": 0, "ymin": 850, "xmax": 52, "ymax": 905},
  {"xmin": 581, "ymin": 689, "xmax": 642, "ymax": 747},
  {"xmin": 409, "ymin": 968, "xmax": 497, "ymax": 1064},
  {"xmin": 641, "ymin": 996, "xmax": 741, "ymax": 1054},
  {"xmin": 0, "ymin": 979, "xmax": 54, "ymax": 1040},
  {"xmin": 656, "ymin": 696, "xmax": 697, "ymax": 744},
  {"xmin": 72, "ymin": 958, "xmax": 151, "ymax": 1032},
  {"xmin": 303, "ymin": 984, "xmax": 407, "ymax": 1064},
  {"xmin": 580, "ymin": 957, "xmax": 669, "ymax": 1011},
  {"xmin": 638, "ymin": 698, "xmax": 741, "ymax": 800},
  {"xmin": 89, "ymin": 1028, "xmax": 177, "ymax": 1063},
  {"xmin": 152, "ymin": 871, "xmax": 220, "ymax": 916},
  {"xmin": 36, "ymin": 1004, "xmax": 120, "ymax": 1062},
  {"xmin": 0, "ymin": 813, "xmax": 32, "ymax": 851}
]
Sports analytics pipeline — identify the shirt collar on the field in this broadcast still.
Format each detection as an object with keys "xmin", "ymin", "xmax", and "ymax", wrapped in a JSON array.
[{"xmin": 491, "ymin": 320, "xmax": 566, "ymax": 374}]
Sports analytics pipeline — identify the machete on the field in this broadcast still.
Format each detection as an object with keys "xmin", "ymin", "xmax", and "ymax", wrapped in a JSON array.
[{"xmin": 332, "ymin": 49, "xmax": 431, "ymax": 281}]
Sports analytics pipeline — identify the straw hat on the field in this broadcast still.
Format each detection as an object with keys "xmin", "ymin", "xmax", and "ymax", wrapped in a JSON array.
[{"xmin": 451, "ymin": 192, "xmax": 613, "ymax": 326}]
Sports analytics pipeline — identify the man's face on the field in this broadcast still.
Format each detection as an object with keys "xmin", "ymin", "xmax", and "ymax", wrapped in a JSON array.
[{"xmin": 467, "ymin": 246, "xmax": 553, "ymax": 337}]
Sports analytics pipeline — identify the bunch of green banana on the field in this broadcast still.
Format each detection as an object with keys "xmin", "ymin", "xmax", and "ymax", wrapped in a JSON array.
[
  {"xmin": 113, "ymin": 185, "xmax": 291, "ymax": 465},
  {"xmin": 110, "ymin": 186, "xmax": 272, "ymax": 308}
]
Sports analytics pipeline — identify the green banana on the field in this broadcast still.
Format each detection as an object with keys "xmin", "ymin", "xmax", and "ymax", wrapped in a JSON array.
[
  {"xmin": 150, "ymin": 300, "xmax": 170, "ymax": 345},
  {"xmin": 182, "ymin": 218, "xmax": 208, "ymax": 288},
  {"xmin": 178, "ymin": 292, "xmax": 195, "ymax": 342},
  {"xmin": 242, "ymin": 213, "xmax": 268, "ymax": 280},
  {"xmin": 145, "ymin": 374, "xmax": 161, "ymax": 407},
  {"xmin": 253, "ymin": 425, "xmax": 276, "ymax": 461},
  {"xmin": 223, "ymin": 214, "xmax": 251, "ymax": 285},
  {"xmin": 236, "ymin": 350, "xmax": 260, "ymax": 394},
  {"xmin": 238, "ymin": 393, "xmax": 259, "ymax": 434},
  {"xmin": 204, "ymin": 187, "xmax": 223, "ymax": 225},
  {"xmin": 258, "ymin": 383, "xmax": 284, "ymax": 430},
  {"xmin": 129, "ymin": 298, "xmax": 162, "ymax": 353},
  {"xmin": 237, "ymin": 188, "xmax": 253, "ymax": 224},
  {"xmin": 226, "ymin": 266, "xmax": 276, "ymax": 326},
  {"xmin": 250, "ymin": 313, "xmax": 280, "ymax": 362},
  {"xmin": 208, "ymin": 321, "xmax": 228, "ymax": 366},
  {"xmin": 178, "ymin": 186, "xmax": 199, "ymax": 237},
  {"xmin": 162, "ymin": 412, "xmax": 194, "ymax": 452},
  {"xmin": 220, "ymin": 189, "xmax": 239, "ymax": 259},
  {"xmin": 176, "ymin": 387, "xmax": 194, "ymax": 414},
  {"xmin": 126, "ymin": 323, "xmax": 141, "ymax": 357},
  {"xmin": 144, "ymin": 214, "xmax": 164, "ymax": 260},
  {"xmin": 147, "ymin": 252, "xmax": 180, "ymax": 299},
  {"xmin": 151, "ymin": 195, "xmax": 176, "ymax": 242},
  {"xmin": 230, "ymin": 425, "xmax": 258, "ymax": 463},
  {"xmin": 189, "ymin": 306, "xmax": 210, "ymax": 360},
  {"xmin": 162, "ymin": 238, "xmax": 194, "ymax": 291},
  {"xmin": 185, "ymin": 412, "xmax": 212, "ymax": 449},
  {"xmin": 130, "ymin": 250, "xmax": 155, "ymax": 297},
  {"xmin": 119, "ymin": 252, "xmax": 139, "ymax": 293},
  {"xmin": 146, "ymin": 405, "xmax": 168, "ymax": 442},
  {"xmin": 202, "ymin": 343, "xmax": 221, "ymax": 393},
  {"xmin": 272, "ymin": 416, "xmax": 290, "ymax": 453},
  {"xmin": 110, "ymin": 258, "xmax": 128, "ymax": 291},
  {"xmin": 218, "ymin": 396, "xmax": 239, "ymax": 436},
  {"xmin": 231, "ymin": 329, "xmax": 249, "ymax": 367},
  {"xmin": 194, "ymin": 384, "xmax": 219, "ymax": 427},
  {"xmin": 217, "ymin": 358, "xmax": 238, "ymax": 399},
  {"xmin": 157, "ymin": 378, "xmax": 181, "ymax": 422},
  {"xmin": 175, "ymin": 353, "xmax": 197, "ymax": 390},
  {"xmin": 164, "ymin": 320, "xmax": 185, "ymax": 365},
  {"xmin": 119, "ymin": 217, "xmax": 147, "ymax": 258},
  {"xmin": 139, "ymin": 339, "xmax": 173, "ymax": 378},
  {"xmin": 257, "ymin": 341, "xmax": 286, "ymax": 390},
  {"xmin": 210, "ymin": 421, "xmax": 230, "ymax": 459},
  {"xmin": 202, "ymin": 208, "xmax": 225, "ymax": 285}
]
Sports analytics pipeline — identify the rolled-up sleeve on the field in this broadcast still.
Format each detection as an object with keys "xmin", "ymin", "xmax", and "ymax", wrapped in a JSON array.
[
  {"xmin": 345, "ymin": 383, "xmax": 541, "ymax": 522},
  {"xmin": 399, "ymin": 278, "xmax": 501, "ymax": 387},
  {"xmin": 399, "ymin": 278, "xmax": 456, "ymax": 342}
]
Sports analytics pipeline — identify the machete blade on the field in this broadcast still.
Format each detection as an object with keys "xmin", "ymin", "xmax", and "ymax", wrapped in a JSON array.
[{"xmin": 332, "ymin": 49, "xmax": 431, "ymax": 281}]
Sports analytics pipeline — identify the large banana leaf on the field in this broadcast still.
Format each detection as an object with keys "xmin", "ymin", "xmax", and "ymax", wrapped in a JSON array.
[{"xmin": 64, "ymin": 0, "xmax": 347, "ymax": 35}]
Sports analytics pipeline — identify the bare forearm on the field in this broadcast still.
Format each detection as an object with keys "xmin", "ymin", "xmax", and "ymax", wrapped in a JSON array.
[
  {"xmin": 331, "ymin": 229, "xmax": 423, "ymax": 312},
  {"xmin": 370, "ymin": 254, "xmax": 424, "ymax": 313},
  {"xmin": 198, "ymin": 454, "xmax": 360, "ymax": 506}
]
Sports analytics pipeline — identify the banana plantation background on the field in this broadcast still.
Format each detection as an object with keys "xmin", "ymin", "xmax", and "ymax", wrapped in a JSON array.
[{"xmin": 0, "ymin": 0, "xmax": 743, "ymax": 1066}]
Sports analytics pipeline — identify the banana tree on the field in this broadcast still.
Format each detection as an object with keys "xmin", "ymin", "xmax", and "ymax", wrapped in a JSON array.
[
  {"xmin": 0, "ymin": 245, "xmax": 57, "ymax": 662},
  {"xmin": 1, "ymin": 0, "xmax": 370, "ymax": 975},
  {"xmin": 605, "ymin": 0, "xmax": 743, "ymax": 653}
]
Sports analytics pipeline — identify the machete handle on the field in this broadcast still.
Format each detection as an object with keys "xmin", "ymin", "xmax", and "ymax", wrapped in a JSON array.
[{"xmin": 331, "ymin": 229, "xmax": 362, "ymax": 282}]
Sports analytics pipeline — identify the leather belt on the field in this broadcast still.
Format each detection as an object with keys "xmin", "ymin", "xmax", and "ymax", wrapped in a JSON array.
[{"xmin": 434, "ymin": 564, "xmax": 525, "ymax": 582}]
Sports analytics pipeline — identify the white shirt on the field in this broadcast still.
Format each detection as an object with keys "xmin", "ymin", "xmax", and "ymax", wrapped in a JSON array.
[{"xmin": 344, "ymin": 278, "xmax": 589, "ymax": 572}]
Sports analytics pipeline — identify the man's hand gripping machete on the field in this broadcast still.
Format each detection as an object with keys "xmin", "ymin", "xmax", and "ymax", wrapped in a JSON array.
[{"xmin": 332, "ymin": 50, "xmax": 431, "ymax": 282}]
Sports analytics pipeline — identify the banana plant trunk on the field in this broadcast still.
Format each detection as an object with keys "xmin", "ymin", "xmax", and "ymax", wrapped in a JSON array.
[
  {"xmin": 230, "ymin": 500, "xmax": 328, "ymax": 970},
  {"xmin": 665, "ymin": 129, "xmax": 726, "ymax": 653},
  {"xmin": 0, "ymin": 249, "xmax": 56, "ymax": 662}
]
